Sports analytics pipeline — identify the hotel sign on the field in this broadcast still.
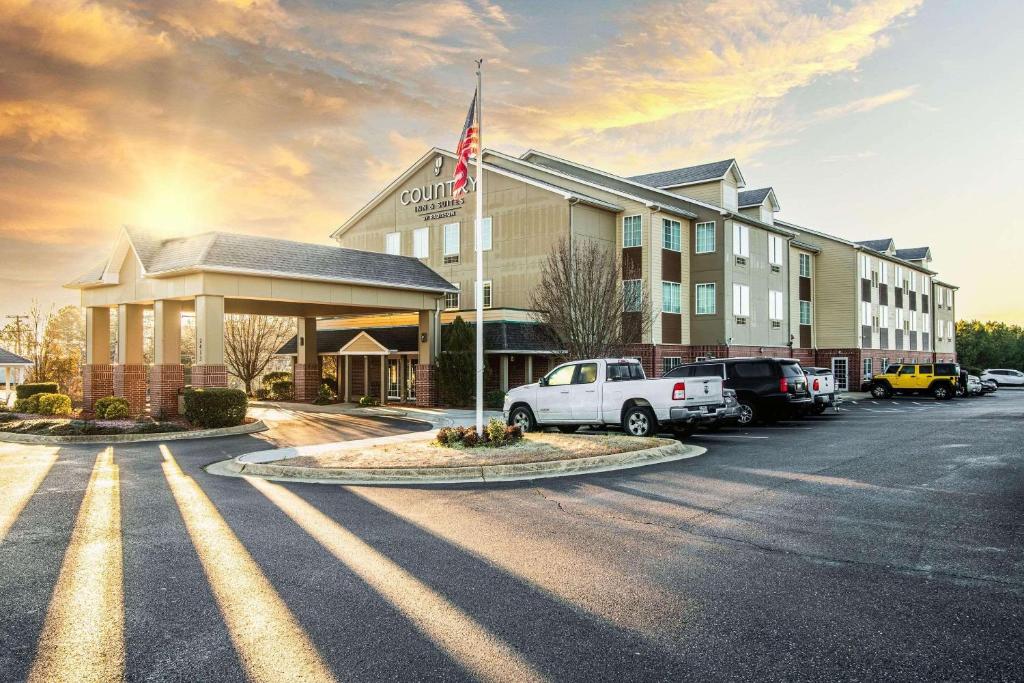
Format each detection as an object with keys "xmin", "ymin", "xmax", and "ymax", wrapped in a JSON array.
[{"xmin": 399, "ymin": 156, "xmax": 475, "ymax": 221}]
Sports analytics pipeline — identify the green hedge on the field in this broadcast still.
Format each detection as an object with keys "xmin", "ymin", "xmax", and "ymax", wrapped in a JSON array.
[
  {"xmin": 13, "ymin": 394, "xmax": 42, "ymax": 413},
  {"xmin": 94, "ymin": 396, "xmax": 131, "ymax": 419},
  {"xmin": 37, "ymin": 393, "xmax": 73, "ymax": 416},
  {"xmin": 270, "ymin": 380, "xmax": 293, "ymax": 400},
  {"xmin": 183, "ymin": 388, "xmax": 248, "ymax": 428},
  {"xmin": 16, "ymin": 383, "xmax": 59, "ymax": 399}
]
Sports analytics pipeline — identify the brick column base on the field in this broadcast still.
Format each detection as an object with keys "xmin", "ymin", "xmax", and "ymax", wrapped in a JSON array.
[
  {"xmin": 82, "ymin": 364, "xmax": 113, "ymax": 411},
  {"xmin": 113, "ymin": 364, "xmax": 149, "ymax": 416},
  {"xmin": 191, "ymin": 364, "xmax": 228, "ymax": 388},
  {"xmin": 294, "ymin": 363, "xmax": 321, "ymax": 402},
  {"xmin": 414, "ymin": 364, "xmax": 439, "ymax": 408},
  {"xmin": 151, "ymin": 364, "xmax": 184, "ymax": 419}
]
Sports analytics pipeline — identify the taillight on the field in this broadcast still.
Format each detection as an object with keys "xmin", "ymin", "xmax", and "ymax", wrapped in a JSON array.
[
  {"xmin": 672, "ymin": 382, "xmax": 686, "ymax": 400},
  {"xmin": 813, "ymin": 378, "xmax": 820, "ymax": 391},
  {"xmin": 779, "ymin": 377, "xmax": 789, "ymax": 393}
]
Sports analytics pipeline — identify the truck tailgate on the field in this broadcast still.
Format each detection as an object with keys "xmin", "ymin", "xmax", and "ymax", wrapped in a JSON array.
[{"xmin": 680, "ymin": 376, "xmax": 723, "ymax": 406}]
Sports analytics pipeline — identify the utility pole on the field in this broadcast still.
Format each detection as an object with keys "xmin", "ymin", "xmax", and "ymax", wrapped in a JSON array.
[{"xmin": 4, "ymin": 315, "xmax": 27, "ymax": 356}]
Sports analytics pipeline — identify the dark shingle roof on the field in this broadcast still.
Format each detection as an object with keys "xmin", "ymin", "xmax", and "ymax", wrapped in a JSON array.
[
  {"xmin": 628, "ymin": 159, "xmax": 736, "ymax": 188},
  {"xmin": 855, "ymin": 238, "xmax": 895, "ymax": 253},
  {"xmin": 278, "ymin": 322, "xmax": 563, "ymax": 355},
  {"xmin": 0, "ymin": 348, "xmax": 32, "ymax": 365},
  {"xmin": 895, "ymin": 247, "xmax": 931, "ymax": 261},
  {"xmin": 738, "ymin": 187, "xmax": 773, "ymax": 208},
  {"xmin": 71, "ymin": 228, "xmax": 457, "ymax": 293}
]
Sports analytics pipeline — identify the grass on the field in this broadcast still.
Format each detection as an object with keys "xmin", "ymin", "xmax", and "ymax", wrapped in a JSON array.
[{"xmin": 278, "ymin": 432, "xmax": 666, "ymax": 469}]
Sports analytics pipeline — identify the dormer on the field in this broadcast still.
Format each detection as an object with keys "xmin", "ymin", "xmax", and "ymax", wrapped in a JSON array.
[
  {"xmin": 628, "ymin": 159, "xmax": 746, "ymax": 210},
  {"xmin": 855, "ymin": 238, "xmax": 896, "ymax": 256},
  {"xmin": 737, "ymin": 187, "xmax": 780, "ymax": 225},
  {"xmin": 895, "ymin": 247, "xmax": 932, "ymax": 266}
]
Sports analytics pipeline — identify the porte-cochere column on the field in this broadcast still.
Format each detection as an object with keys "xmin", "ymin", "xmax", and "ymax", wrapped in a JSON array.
[
  {"xmin": 113, "ymin": 303, "xmax": 148, "ymax": 416},
  {"xmin": 293, "ymin": 317, "xmax": 320, "ymax": 402},
  {"xmin": 82, "ymin": 306, "xmax": 112, "ymax": 412},
  {"xmin": 151, "ymin": 300, "xmax": 184, "ymax": 418},
  {"xmin": 191, "ymin": 295, "xmax": 227, "ymax": 388},
  {"xmin": 415, "ymin": 309, "xmax": 439, "ymax": 407}
]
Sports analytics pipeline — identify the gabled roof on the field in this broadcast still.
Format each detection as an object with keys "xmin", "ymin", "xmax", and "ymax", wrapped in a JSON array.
[
  {"xmin": 790, "ymin": 239, "xmax": 821, "ymax": 254},
  {"xmin": 0, "ymin": 348, "xmax": 32, "ymax": 365},
  {"xmin": 628, "ymin": 159, "xmax": 745, "ymax": 189},
  {"xmin": 855, "ymin": 238, "xmax": 895, "ymax": 253},
  {"xmin": 778, "ymin": 220, "xmax": 937, "ymax": 275},
  {"xmin": 895, "ymin": 247, "xmax": 931, "ymax": 261},
  {"xmin": 66, "ymin": 226, "xmax": 457, "ymax": 294},
  {"xmin": 738, "ymin": 187, "xmax": 780, "ymax": 211}
]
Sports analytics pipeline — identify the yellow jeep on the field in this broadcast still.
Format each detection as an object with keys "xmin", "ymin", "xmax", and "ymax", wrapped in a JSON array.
[{"xmin": 869, "ymin": 362, "xmax": 958, "ymax": 400}]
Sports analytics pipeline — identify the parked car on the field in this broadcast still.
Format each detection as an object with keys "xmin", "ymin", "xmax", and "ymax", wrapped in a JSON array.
[
  {"xmin": 664, "ymin": 357, "xmax": 811, "ymax": 425},
  {"xmin": 966, "ymin": 375, "xmax": 983, "ymax": 396},
  {"xmin": 503, "ymin": 358, "xmax": 726, "ymax": 437},
  {"xmin": 980, "ymin": 378, "xmax": 998, "ymax": 394},
  {"xmin": 980, "ymin": 369, "xmax": 1024, "ymax": 387},
  {"xmin": 802, "ymin": 366, "xmax": 840, "ymax": 414},
  {"xmin": 869, "ymin": 362, "xmax": 959, "ymax": 400}
]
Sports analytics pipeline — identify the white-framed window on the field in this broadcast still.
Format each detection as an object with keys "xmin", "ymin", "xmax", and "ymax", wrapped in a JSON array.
[
  {"xmin": 413, "ymin": 227, "xmax": 429, "ymax": 259},
  {"xmin": 445, "ymin": 283, "xmax": 460, "ymax": 310},
  {"xmin": 443, "ymin": 222, "xmax": 460, "ymax": 263},
  {"xmin": 662, "ymin": 357, "xmax": 682, "ymax": 375},
  {"xmin": 623, "ymin": 279, "xmax": 642, "ymax": 312},
  {"xmin": 733, "ymin": 283, "xmax": 750, "ymax": 316},
  {"xmin": 623, "ymin": 215, "xmax": 642, "ymax": 248},
  {"xmin": 910, "ymin": 312, "xmax": 918, "ymax": 332},
  {"xmin": 863, "ymin": 357, "xmax": 873, "ymax": 378},
  {"xmin": 923, "ymin": 313, "xmax": 930, "ymax": 336},
  {"xmin": 723, "ymin": 183, "xmax": 738, "ymax": 210},
  {"xmin": 799, "ymin": 300, "xmax": 811, "ymax": 325},
  {"xmin": 478, "ymin": 216, "xmax": 492, "ymax": 252},
  {"xmin": 662, "ymin": 219, "xmax": 681, "ymax": 252},
  {"xmin": 859, "ymin": 254, "xmax": 868, "ymax": 278},
  {"xmin": 476, "ymin": 280, "xmax": 492, "ymax": 308},
  {"xmin": 948, "ymin": 320, "xmax": 955, "ymax": 339},
  {"xmin": 695, "ymin": 283, "xmax": 716, "ymax": 315},
  {"xmin": 662, "ymin": 281, "xmax": 681, "ymax": 313},
  {"xmin": 769, "ymin": 289, "xmax": 784, "ymax": 320},
  {"xmin": 861, "ymin": 301, "xmax": 872, "ymax": 325},
  {"xmin": 384, "ymin": 231, "xmax": 400, "ymax": 256},
  {"xmin": 799, "ymin": 253, "xmax": 811, "ymax": 278},
  {"xmin": 879, "ymin": 305, "xmax": 889, "ymax": 328},
  {"xmin": 695, "ymin": 222, "xmax": 715, "ymax": 253},
  {"xmin": 732, "ymin": 224, "xmax": 750, "ymax": 257},
  {"xmin": 880, "ymin": 261, "xmax": 889, "ymax": 285},
  {"xmin": 896, "ymin": 308, "xmax": 904, "ymax": 328},
  {"xmin": 768, "ymin": 235, "xmax": 784, "ymax": 265}
]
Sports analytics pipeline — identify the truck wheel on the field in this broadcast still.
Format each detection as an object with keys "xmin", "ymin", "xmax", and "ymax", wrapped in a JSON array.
[
  {"xmin": 623, "ymin": 406, "xmax": 657, "ymax": 437},
  {"xmin": 812, "ymin": 403, "xmax": 827, "ymax": 415},
  {"xmin": 557, "ymin": 425, "xmax": 579, "ymax": 434},
  {"xmin": 871, "ymin": 383, "xmax": 891, "ymax": 399},
  {"xmin": 736, "ymin": 400, "xmax": 757, "ymax": 425},
  {"xmin": 932, "ymin": 383, "xmax": 952, "ymax": 400},
  {"xmin": 508, "ymin": 406, "xmax": 537, "ymax": 432}
]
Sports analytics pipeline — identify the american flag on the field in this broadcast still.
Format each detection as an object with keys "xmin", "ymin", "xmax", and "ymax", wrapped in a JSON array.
[{"xmin": 452, "ymin": 91, "xmax": 478, "ymax": 199}]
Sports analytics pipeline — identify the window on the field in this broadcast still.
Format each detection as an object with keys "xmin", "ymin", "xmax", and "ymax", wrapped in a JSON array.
[
  {"xmin": 695, "ymin": 222, "xmax": 715, "ymax": 253},
  {"xmin": 769, "ymin": 290, "xmax": 784, "ymax": 320},
  {"xmin": 478, "ymin": 216, "xmax": 492, "ymax": 252},
  {"xmin": 443, "ymin": 223, "xmax": 460, "ymax": 263},
  {"xmin": 696, "ymin": 283, "xmax": 716, "ymax": 315},
  {"xmin": 871, "ymin": 270, "xmax": 878, "ymax": 288},
  {"xmin": 919, "ymin": 364, "xmax": 934, "ymax": 375},
  {"xmin": 859, "ymin": 254, "xmax": 869, "ymax": 278},
  {"xmin": 768, "ymin": 235, "xmax": 784, "ymax": 265},
  {"xmin": 733, "ymin": 284, "xmax": 750, "ymax": 316},
  {"xmin": 723, "ymin": 183, "xmax": 738, "ymax": 210},
  {"xmin": 799, "ymin": 300, "xmax": 812, "ymax": 325},
  {"xmin": 662, "ymin": 219, "xmax": 681, "ymax": 251},
  {"xmin": 384, "ymin": 231, "xmax": 400, "ymax": 255},
  {"xmin": 623, "ymin": 279, "xmax": 642, "ymax": 312},
  {"xmin": 413, "ymin": 227, "xmax": 429, "ymax": 258},
  {"xmin": 574, "ymin": 363, "xmax": 598, "ymax": 384},
  {"xmin": 880, "ymin": 262, "xmax": 889, "ymax": 285},
  {"xmin": 623, "ymin": 215, "xmax": 642, "ymax": 248},
  {"xmin": 661, "ymin": 357, "xmax": 682, "ymax": 375},
  {"xmin": 732, "ymin": 224, "xmax": 750, "ymax": 257},
  {"xmin": 444, "ymin": 284, "xmax": 460, "ymax": 310},
  {"xmin": 545, "ymin": 364, "xmax": 576, "ymax": 387},
  {"xmin": 881, "ymin": 357, "xmax": 889, "ymax": 371},
  {"xmin": 948, "ymin": 320, "xmax": 955, "ymax": 339},
  {"xmin": 799, "ymin": 253, "xmax": 811, "ymax": 278},
  {"xmin": 879, "ymin": 305, "xmax": 889, "ymax": 327},
  {"xmin": 477, "ymin": 280, "xmax": 492, "ymax": 308},
  {"xmin": 733, "ymin": 361, "xmax": 773, "ymax": 378},
  {"xmin": 863, "ymin": 357, "xmax": 873, "ymax": 377},
  {"xmin": 861, "ymin": 301, "xmax": 872, "ymax": 325},
  {"xmin": 607, "ymin": 362, "xmax": 645, "ymax": 381},
  {"xmin": 662, "ymin": 281, "xmax": 681, "ymax": 313},
  {"xmin": 896, "ymin": 308, "xmax": 904, "ymax": 328}
]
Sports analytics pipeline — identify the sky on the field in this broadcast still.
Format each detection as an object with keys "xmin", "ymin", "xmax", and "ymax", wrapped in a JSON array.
[{"xmin": 1, "ymin": 0, "xmax": 1021, "ymax": 324}]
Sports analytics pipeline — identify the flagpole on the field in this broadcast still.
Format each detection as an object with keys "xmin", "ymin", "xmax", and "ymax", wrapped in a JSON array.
[{"xmin": 474, "ymin": 58, "xmax": 484, "ymax": 434}]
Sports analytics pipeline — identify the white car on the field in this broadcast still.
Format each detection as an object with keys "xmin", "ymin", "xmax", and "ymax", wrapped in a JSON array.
[
  {"xmin": 504, "ymin": 358, "xmax": 725, "ymax": 437},
  {"xmin": 979, "ymin": 369, "xmax": 1024, "ymax": 387},
  {"xmin": 966, "ymin": 375, "xmax": 983, "ymax": 396}
]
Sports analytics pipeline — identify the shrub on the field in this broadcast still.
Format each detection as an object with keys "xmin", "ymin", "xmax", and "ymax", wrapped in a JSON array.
[
  {"xmin": 485, "ymin": 417, "xmax": 506, "ymax": 443},
  {"xmin": 313, "ymin": 383, "xmax": 336, "ymax": 405},
  {"xmin": 94, "ymin": 396, "xmax": 131, "ymax": 419},
  {"xmin": 183, "ymin": 388, "xmax": 248, "ymax": 428},
  {"xmin": 36, "ymin": 393, "xmax": 73, "ymax": 416},
  {"xmin": 262, "ymin": 371, "xmax": 291, "ymax": 389},
  {"xmin": 254, "ymin": 387, "xmax": 270, "ymax": 400},
  {"xmin": 485, "ymin": 390, "xmax": 506, "ymax": 410},
  {"xmin": 270, "ymin": 380, "xmax": 293, "ymax": 401},
  {"xmin": 13, "ymin": 394, "xmax": 42, "ymax": 413},
  {"xmin": 503, "ymin": 424, "xmax": 523, "ymax": 444},
  {"xmin": 16, "ymin": 383, "xmax": 59, "ymax": 400},
  {"xmin": 358, "ymin": 395, "xmax": 379, "ymax": 407},
  {"xmin": 461, "ymin": 428, "xmax": 480, "ymax": 447}
]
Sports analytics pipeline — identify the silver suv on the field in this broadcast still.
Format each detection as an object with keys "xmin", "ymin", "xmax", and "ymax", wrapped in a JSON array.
[{"xmin": 979, "ymin": 369, "xmax": 1024, "ymax": 386}]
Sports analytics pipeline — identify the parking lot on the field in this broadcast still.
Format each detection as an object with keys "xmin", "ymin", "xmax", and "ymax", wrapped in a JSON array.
[{"xmin": 1, "ymin": 388, "xmax": 1021, "ymax": 680}]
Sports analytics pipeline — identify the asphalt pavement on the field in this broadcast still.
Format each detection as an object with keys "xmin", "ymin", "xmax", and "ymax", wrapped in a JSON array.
[{"xmin": 0, "ymin": 392, "xmax": 1021, "ymax": 681}]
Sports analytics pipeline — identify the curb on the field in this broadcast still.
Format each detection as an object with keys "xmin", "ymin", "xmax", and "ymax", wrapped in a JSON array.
[
  {"xmin": 0, "ymin": 420, "xmax": 268, "ymax": 445},
  {"xmin": 205, "ymin": 438, "xmax": 706, "ymax": 486}
]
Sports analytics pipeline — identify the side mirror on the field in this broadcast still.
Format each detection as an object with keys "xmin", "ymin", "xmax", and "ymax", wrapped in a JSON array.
[{"xmin": 539, "ymin": 377, "xmax": 548, "ymax": 387}]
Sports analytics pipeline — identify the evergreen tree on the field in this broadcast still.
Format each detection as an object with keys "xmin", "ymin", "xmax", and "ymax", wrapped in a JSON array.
[{"xmin": 436, "ymin": 316, "xmax": 477, "ymax": 407}]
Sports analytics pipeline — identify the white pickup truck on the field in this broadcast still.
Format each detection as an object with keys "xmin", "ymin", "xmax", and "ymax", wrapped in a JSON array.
[
  {"xmin": 503, "ymin": 358, "xmax": 726, "ymax": 437},
  {"xmin": 802, "ymin": 366, "xmax": 840, "ymax": 414}
]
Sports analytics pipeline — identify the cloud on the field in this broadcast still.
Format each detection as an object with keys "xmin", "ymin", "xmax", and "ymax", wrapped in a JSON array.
[{"xmin": 816, "ymin": 86, "xmax": 918, "ymax": 119}]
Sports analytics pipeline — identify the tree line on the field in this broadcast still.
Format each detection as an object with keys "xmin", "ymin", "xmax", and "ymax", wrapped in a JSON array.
[{"xmin": 955, "ymin": 320, "xmax": 1024, "ymax": 372}]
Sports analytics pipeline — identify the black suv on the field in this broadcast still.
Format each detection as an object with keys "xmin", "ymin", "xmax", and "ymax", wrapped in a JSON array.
[{"xmin": 665, "ymin": 357, "xmax": 812, "ymax": 425}]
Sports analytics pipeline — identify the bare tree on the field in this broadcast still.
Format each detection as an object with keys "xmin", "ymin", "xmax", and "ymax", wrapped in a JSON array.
[
  {"xmin": 223, "ymin": 315, "xmax": 293, "ymax": 395},
  {"xmin": 530, "ymin": 237, "xmax": 653, "ymax": 360}
]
